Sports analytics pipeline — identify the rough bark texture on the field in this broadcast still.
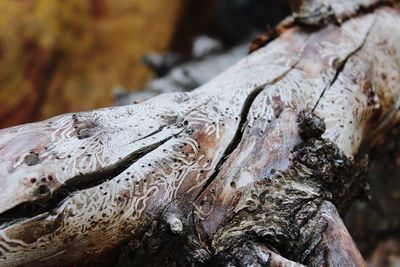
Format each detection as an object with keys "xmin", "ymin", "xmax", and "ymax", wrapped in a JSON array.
[{"xmin": 0, "ymin": 1, "xmax": 399, "ymax": 266}]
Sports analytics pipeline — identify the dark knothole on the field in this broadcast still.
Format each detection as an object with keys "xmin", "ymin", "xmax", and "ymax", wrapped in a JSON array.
[
  {"xmin": 297, "ymin": 111, "xmax": 326, "ymax": 140},
  {"xmin": 24, "ymin": 154, "xmax": 40, "ymax": 166}
]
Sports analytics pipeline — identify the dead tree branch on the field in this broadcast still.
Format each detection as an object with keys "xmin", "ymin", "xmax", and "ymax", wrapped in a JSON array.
[{"xmin": 0, "ymin": 1, "xmax": 399, "ymax": 266}]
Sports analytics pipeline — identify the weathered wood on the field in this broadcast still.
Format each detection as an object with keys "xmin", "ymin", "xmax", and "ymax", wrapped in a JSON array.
[{"xmin": 0, "ymin": 1, "xmax": 399, "ymax": 266}]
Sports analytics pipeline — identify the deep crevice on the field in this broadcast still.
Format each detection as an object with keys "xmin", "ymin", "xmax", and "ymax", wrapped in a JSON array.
[
  {"xmin": 0, "ymin": 135, "xmax": 176, "ymax": 227},
  {"xmin": 130, "ymin": 83, "xmax": 274, "ymax": 265},
  {"xmin": 193, "ymin": 47, "xmax": 307, "ymax": 203},
  {"xmin": 0, "ymin": 95, "xmax": 215, "ymax": 228},
  {"xmin": 312, "ymin": 17, "xmax": 376, "ymax": 112},
  {"xmin": 192, "ymin": 86, "xmax": 265, "ymax": 203}
]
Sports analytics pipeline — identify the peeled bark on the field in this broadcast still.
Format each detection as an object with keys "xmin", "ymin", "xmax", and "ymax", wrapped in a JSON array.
[{"xmin": 0, "ymin": 1, "xmax": 399, "ymax": 266}]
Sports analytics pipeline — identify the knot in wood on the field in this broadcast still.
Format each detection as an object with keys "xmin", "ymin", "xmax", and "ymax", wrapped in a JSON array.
[{"xmin": 297, "ymin": 111, "xmax": 326, "ymax": 140}]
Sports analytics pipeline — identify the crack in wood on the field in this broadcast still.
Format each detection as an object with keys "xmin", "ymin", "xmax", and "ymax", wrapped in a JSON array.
[
  {"xmin": 192, "ymin": 66, "xmax": 304, "ymax": 204},
  {"xmin": 312, "ymin": 17, "xmax": 376, "ymax": 112},
  {"xmin": 0, "ymin": 134, "xmax": 177, "ymax": 226}
]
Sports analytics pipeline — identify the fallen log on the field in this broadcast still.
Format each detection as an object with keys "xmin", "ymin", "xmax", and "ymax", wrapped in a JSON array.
[{"xmin": 0, "ymin": 1, "xmax": 399, "ymax": 266}]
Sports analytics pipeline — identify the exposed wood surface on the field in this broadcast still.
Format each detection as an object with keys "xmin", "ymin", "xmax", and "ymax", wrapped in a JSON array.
[{"xmin": 0, "ymin": 1, "xmax": 399, "ymax": 266}]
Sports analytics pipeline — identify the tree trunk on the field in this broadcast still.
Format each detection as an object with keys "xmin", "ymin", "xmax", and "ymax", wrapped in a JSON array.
[{"xmin": 0, "ymin": 1, "xmax": 399, "ymax": 266}]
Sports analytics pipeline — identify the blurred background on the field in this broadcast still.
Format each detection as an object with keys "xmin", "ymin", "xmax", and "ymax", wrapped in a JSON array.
[
  {"xmin": 0, "ymin": 0, "xmax": 288, "ymax": 128},
  {"xmin": 0, "ymin": 1, "xmax": 398, "ymax": 266}
]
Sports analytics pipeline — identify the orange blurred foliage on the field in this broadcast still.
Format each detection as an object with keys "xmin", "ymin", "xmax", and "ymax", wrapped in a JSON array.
[{"xmin": 0, "ymin": 0, "xmax": 183, "ymax": 127}]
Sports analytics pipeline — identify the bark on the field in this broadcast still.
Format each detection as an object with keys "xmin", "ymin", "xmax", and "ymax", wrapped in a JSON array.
[{"xmin": 0, "ymin": 1, "xmax": 399, "ymax": 266}]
